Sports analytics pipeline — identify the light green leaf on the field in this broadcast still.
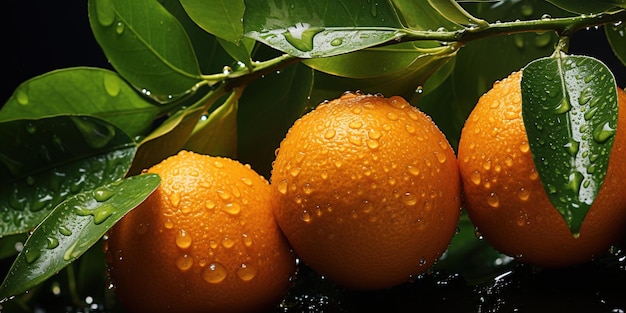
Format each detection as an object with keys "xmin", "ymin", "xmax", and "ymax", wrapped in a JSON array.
[
  {"xmin": 0, "ymin": 116, "xmax": 136, "ymax": 236},
  {"xmin": 0, "ymin": 68, "xmax": 159, "ymax": 138},
  {"xmin": 0, "ymin": 174, "xmax": 160, "ymax": 301},
  {"xmin": 521, "ymin": 54, "xmax": 619, "ymax": 235},
  {"xmin": 88, "ymin": 0, "xmax": 202, "ymax": 97},
  {"xmin": 180, "ymin": 0, "xmax": 245, "ymax": 44}
]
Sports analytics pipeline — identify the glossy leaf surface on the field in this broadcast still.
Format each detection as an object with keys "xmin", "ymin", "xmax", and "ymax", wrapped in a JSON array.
[
  {"xmin": 88, "ymin": 0, "xmax": 202, "ymax": 96},
  {"xmin": 521, "ymin": 55, "xmax": 618, "ymax": 235},
  {"xmin": 0, "ymin": 174, "xmax": 160, "ymax": 301},
  {"xmin": 0, "ymin": 116, "xmax": 136, "ymax": 236},
  {"xmin": 0, "ymin": 68, "xmax": 159, "ymax": 138}
]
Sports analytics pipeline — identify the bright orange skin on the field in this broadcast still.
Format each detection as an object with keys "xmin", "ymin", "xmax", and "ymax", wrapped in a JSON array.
[
  {"xmin": 458, "ymin": 71, "xmax": 626, "ymax": 267},
  {"xmin": 105, "ymin": 151, "xmax": 296, "ymax": 313},
  {"xmin": 271, "ymin": 93, "xmax": 461, "ymax": 290}
]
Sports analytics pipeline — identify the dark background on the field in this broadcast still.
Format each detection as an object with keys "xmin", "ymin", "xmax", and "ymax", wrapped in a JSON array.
[{"xmin": 2, "ymin": 2, "xmax": 625, "ymax": 104}]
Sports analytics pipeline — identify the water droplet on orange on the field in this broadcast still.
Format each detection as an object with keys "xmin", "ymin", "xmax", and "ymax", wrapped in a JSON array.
[
  {"xmin": 349, "ymin": 121, "xmax": 363, "ymax": 129},
  {"xmin": 471, "ymin": 171, "xmax": 481, "ymax": 185},
  {"xmin": 236, "ymin": 263, "xmax": 257, "ymax": 281},
  {"xmin": 223, "ymin": 202, "xmax": 241, "ymax": 215},
  {"xmin": 386, "ymin": 112, "xmax": 399, "ymax": 121},
  {"xmin": 168, "ymin": 193, "xmax": 181, "ymax": 208},
  {"xmin": 324, "ymin": 129, "xmax": 336, "ymax": 139},
  {"xmin": 277, "ymin": 179, "xmax": 288, "ymax": 195},
  {"xmin": 217, "ymin": 189, "xmax": 231, "ymax": 200},
  {"xmin": 487, "ymin": 192, "xmax": 500, "ymax": 208},
  {"xmin": 405, "ymin": 124, "xmax": 416, "ymax": 134},
  {"xmin": 348, "ymin": 136, "xmax": 362, "ymax": 146},
  {"xmin": 241, "ymin": 177, "xmax": 253, "ymax": 186},
  {"xmin": 518, "ymin": 188, "xmax": 530, "ymax": 201},
  {"xmin": 202, "ymin": 262, "xmax": 227, "ymax": 284},
  {"xmin": 519, "ymin": 142, "xmax": 530, "ymax": 153},
  {"xmin": 242, "ymin": 233, "xmax": 253, "ymax": 247},
  {"xmin": 300, "ymin": 210, "xmax": 312, "ymax": 223},
  {"xmin": 368, "ymin": 129, "xmax": 382, "ymax": 140},
  {"xmin": 222, "ymin": 236, "xmax": 235, "ymax": 248},
  {"xmin": 206, "ymin": 200, "xmax": 216, "ymax": 209},
  {"xmin": 434, "ymin": 151, "xmax": 447, "ymax": 163},
  {"xmin": 175, "ymin": 229, "xmax": 192, "ymax": 249},
  {"xmin": 176, "ymin": 254, "xmax": 193, "ymax": 271},
  {"xmin": 402, "ymin": 192, "xmax": 417, "ymax": 206},
  {"xmin": 289, "ymin": 167, "xmax": 301, "ymax": 177}
]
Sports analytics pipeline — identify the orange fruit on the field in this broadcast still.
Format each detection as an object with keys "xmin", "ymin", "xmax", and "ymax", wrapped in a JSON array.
[
  {"xmin": 105, "ymin": 150, "xmax": 296, "ymax": 313},
  {"xmin": 458, "ymin": 71, "xmax": 626, "ymax": 267},
  {"xmin": 271, "ymin": 92, "xmax": 461, "ymax": 290}
]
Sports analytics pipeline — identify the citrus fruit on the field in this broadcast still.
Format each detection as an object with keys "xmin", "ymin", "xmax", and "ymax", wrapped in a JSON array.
[
  {"xmin": 105, "ymin": 150, "xmax": 296, "ymax": 313},
  {"xmin": 271, "ymin": 92, "xmax": 461, "ymax": 290},
  {"xmin": 458, "ymin": 71, "xmax": 626, "ymax": 267}
]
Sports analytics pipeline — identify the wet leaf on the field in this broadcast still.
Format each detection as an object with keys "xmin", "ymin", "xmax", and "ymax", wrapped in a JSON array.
[
  {"xmin": 0, "ymin": 116, "xmax": 136, "ymax": 236},
  {"xmin": 0, "ymin": 174, "xmax": 160, "ymax": 301},
  {"xmin": 0, "ymin": 68, "xmax": 159, "ymax": 138},
  {"xmin": 88, "ymin": 0, "xmax": 202, "ymax": 97},
  {"xmin": 521, "ymin": 54, "xmax": 619, "ymax": 235},
  {"xmin": 129, "ymin": 87, "xmax": 228, "ymax": 174},
  {"xmin": 180, "ymin": 0, "xmax": 245, "ymax": 44},
  {"xmin": 183, "ymin": 89, "xmax": 240, "ymax": 157},
  {"xmin": 391, "ymin": 0, "xmax": 462, "ymax": 31},
  {"xmin": 427, "ymin": 0, "xmax": 488, "ymax": 27},
  {"xmin": 605, "ymin": 21, "xmax": 626, "ymax": 67},
  {"xmin": 243, "ymin": 0, "xmax": 404, "ymax": 58},
  {"xmin": 545, "ymin": 0, "xmax": 623, "ymax": 14}
]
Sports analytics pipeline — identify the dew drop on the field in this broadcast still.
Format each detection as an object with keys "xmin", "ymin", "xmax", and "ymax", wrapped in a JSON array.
[
  {"xmin": 487, "ymin": 192, "xmax": 500, "ymax": 208},
  {"xmin": 25, "ymin": 248, "xmax": 41, "ymax": 264},
  {"xmin": 553, "ymin": 98, "xmax": 571, "ymax": 114},
  {"xmin": 519, "ymin": 142, "xmax": 530, "ymax": 153},
  {"xmin": 277, "ymin": 179, "xmax": 288, "ymax": 195},
  {"xmin": 366, "ymin": 139, "xmax": 379, "ymax": 149},
  {"xmin": 206, "ymin": 200, "xmax": 216, "ymax": 209},
  {"xmin": 237, "ymin": 263, "xmax": 257, "ymax": 281},
  {"xmin": 93, "ymin": 186, "xmax": 116, "ymax": 202},
  {"xmin": 203, "ymin": 262, "xmax": 227, "ymax": 284},
  {"xmin": 115, "ymin": 21, "xmax": 125, "ymax": 34},
  {"xmin": 368, "ymin": 129, "xmax": 382, "ymax": 140},
  {"xmin": 402, "ymin": 192, "xmax": 418, "ymax": 206},
  {"xmin": 593, "ymin": 121, "xmax": 615, "ymax": 143},
  {"xmin": 407, "ymin": 165, "xmax": 420, "ymax": 176},
  {"xmin": 94, "ymin": 0, "xmax": 116, "ymax": 26},
  {"xmin": 16, "ymin": 89, "xmax": 29, "ymax": 105},
  {"xmin": 217, "ymin": 189, "xmax": 231, "ymax": 200},
  {"xmin": 386, "ymin": 112, "xmax": 399, "ymax": 121},
  {"xmin": 349, "ymin": 121, "xmax": 363, "ymax": 129},
  {"xmin": 223, "ymin": 202, "xmax": 241, "ymax": 215},
  {"xmin": 518, "ymin": 188, "xmax": 530, "ymax": 201},
  {"xmin": 348, "ymin": 136, "xmax": 362, "ymax": 146},
  {"xmin": 578, "ymin": 88, "xmax": 592, "ymax": 105},
  {"xmin": 175, "ymin": 229, "xmax": 192, "ymax": 249},
  {"xmin": 405, "ymin": 124, "xmax": 416, "ymax": 134},
  {"xmin": 176, "ymin": 254, "xmax": 193, "ymax": 271},
  {"xmin": 470, "ymin": 171, "xmax": 481, "ymax": 185},
  {"xmin": 242, "ymin": 233, "xmax": 253, "ymax": 247},
  {"xmin": 303, "ymin": 183, "xmax": 314, "ymax": 195},
  {"xmin": 564, "ymin": 139, "xmax": 580, "ymax": 156},
  {"xmin": 59, "ymin": 226, "xmax": 72, "ymax": 236},
  {"xmin": 103, "ymin": 73, "xmax": 121, "ymax": 97},
  {"xmin": 300, "ymin": 210, "xmax": 312, "ymax": 223},
  {"xmin": 289, "ymin": 167, "xmax": 301, "ymax": 177},
  {"xmin": 169, "ymin": 193, "xmax": 181, "ymax": 208},
  {"xmin": 566, "ymin": 171, "xmax": 584, "ymax": 194},
  {"xmin": 46, "ymin": 236, "xmax": 59, "ymax": 249},
  {"xmin": 282, "ymin": 24, "xmax": 323, "ymax": 52},
  {"xmin": 241, "ymin": 177, "xmax": 253, "ymax": 186},
  {"xmin": 324, "ymin": 129, "xmax": 336, "ymax": 139},
  {"xmin": 93, "ymin": 203, "xmax": 115, "ymax": 224},
  {"xmin": 330, "ymin": 37, "xmax": 343, "ymax": 46},
  {"xmin": 222, "ymin": 236, "xmax": 235, "ymax": 248},
  {"xmin": 584, "ymin": 106, "xmax": 599, "ymax": 121}
]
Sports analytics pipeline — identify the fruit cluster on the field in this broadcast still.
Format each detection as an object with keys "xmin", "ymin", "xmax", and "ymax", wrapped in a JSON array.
[{"xmin": 106, "ymin": 73, "xmax": 626, "ymax": 312}]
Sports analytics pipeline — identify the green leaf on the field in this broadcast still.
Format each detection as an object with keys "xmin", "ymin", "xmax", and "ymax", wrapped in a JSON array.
[
  {"xmin": 0, "ymin": 116, "xmax": 136, "ymax": 236},
  {"xmin": 88, "ymin": 0, "xmax": 202, "ymax": 97},
  {"xmin": 180, "ymin": 0, "xmax": 245, "ymax": 44},
  {"xmin": 391, "ymin": 0, "xmax": 461, "ymax": 31},
  {"xmin": 605, "ymin": 22, "xmax": 626, "ymax": 67},
  {"xmin": 0, "ymin": 174, "xmax": 160, "ymax": 301},
  {"xmin": 427, "ymin": 0, "xmax": 488, "ymax": 27},
  {"xmin": 238, "ymin": 62, "xmax": 314, "ymax": 178},
  {"xmin": 546, "ymin": 0, "xmax": 623, "ymax": 14},
  {"xmin": 243, "ymin": 0, "xmax": 404, "ymax": 58},
  {"xmin": 129, "ymin": 87, "xmax": 228, "ymax": 174},
  {"xmin": 521, "ymin": 54, "xmax": 619, "ymax": 235},
  {"xmin": 0, "ymin": 68, "xmax": 159, "ymax": 138},
  {"xmin": 217, "ymin": 37, "xmax": 256, "ymax": 68},
  {"xmin": 183, "ymin": 89, "xmax": 240, "ymax": 157},
  {"xmin": 0, "ymin": 234, "xmax": 27, "ymax": 260},
  {"xmin": 303, "ymin": 42, "xmax": 455, "ymax": 79}
]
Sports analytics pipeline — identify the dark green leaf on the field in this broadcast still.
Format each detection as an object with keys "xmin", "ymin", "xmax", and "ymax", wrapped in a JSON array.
[
  {"xmin": 238, "ymin": 63, "xmax": 314, "ymax": 178},
  {"xmin": 180, "ymin": 0, "xmax": 245, "ymax": 44},
  {"xmin": 521, "ymin": 54, "xmax": 619, "ymax": 235},
  {"xmin": 217, "ymin": 37, "xmax": 256, "ymax": 68},
  {"xmin": 88, "ymin": 0, "xmax": 202, "ymax": 97},
  {"xmin": 546, "ymin": 0, "xmax": 623, "ymax": 14},
  {"xmin": 0, "ymin": 174, "xmax": 160, "ymax": 301},
  {"xmin": 0, "ymin": 116, "xmax": 136, "ymax": 236},
  {"xmin": 605, "ymin": 22, "xmax": 626, "ymax": 67},
  {"xmin": 0, "ymin": 68, "xmax": 159, "ymax": 138},
  {"xmin": 183, "ymin": 89, "xmax": 240, "ymax": 157},
  {"xmin": 243, "ymin": 0, "xmax": 404, "ymax": 58},
  {"xmin": 129, "ymin": 87, "xmax": 228, "ymax": 174},
  {"xmin": 390, "ymin": 0, "xmax": 462, "ymax": 31},
  {"xmin": 427, "ymin": 0, "xmax": 488, "ymax": 27}
]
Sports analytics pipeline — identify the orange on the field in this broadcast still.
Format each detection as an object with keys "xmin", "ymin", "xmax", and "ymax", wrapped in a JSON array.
[
  {"xmin": 105, "ymin": 150, "xmax": 296, "ymax": 313},
  {"xmin": 271, "ymin": 92, "xmax": 461, "ymax": 290},
  {"xmin": 458, "ymin": 71, "xmax": 626, "ymax": 267}
]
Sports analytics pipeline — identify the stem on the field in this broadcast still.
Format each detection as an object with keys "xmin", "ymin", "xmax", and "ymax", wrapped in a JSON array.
[{"xmin": 401, "ymin": 9, "xmax": 626, "ymax": 45}]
